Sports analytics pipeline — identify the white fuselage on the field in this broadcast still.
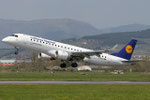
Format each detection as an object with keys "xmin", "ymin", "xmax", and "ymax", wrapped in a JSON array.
[{"xmin": 2, "ymin": 33, "xmax": 129, "ymax": 66}]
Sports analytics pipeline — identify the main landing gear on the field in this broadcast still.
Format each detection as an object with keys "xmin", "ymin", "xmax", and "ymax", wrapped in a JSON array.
[
  {"xmin": 60, "ymin": 62, "xmax": 67, "ymax": 68},
  {"xmin": 60, "ymin": 62, "xmax": 78, "ymax": 68},
  {"xmin": 71, "ymin": 62, "xmax": 78, "ymax": 68}
]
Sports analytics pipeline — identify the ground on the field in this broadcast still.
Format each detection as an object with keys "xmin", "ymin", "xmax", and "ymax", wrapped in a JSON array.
[
  {"xmin": 0, "ymin": 72, "xmax": 149, "ymax": 81},
  {"xmin": 0, "ymin": 84, "xmax": 150, "ymax": 100},
  {"xmin": 0, "ymin": 72, "xmax": 150, "ymax": 100}
]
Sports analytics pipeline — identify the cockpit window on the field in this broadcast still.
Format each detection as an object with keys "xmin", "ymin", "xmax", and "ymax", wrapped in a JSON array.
[{"xmin": 11, "ymin": 34, "xmax": 18, "ymax": 37}]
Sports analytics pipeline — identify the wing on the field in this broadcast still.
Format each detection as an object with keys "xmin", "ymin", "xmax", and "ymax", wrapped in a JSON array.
[
  {"xmin": 71, "ymin": 50, "xmax": 102, "ymax": 58},
  {"xmin": 70, "ymin": 49, "xmax": 110, "ymax": 59},
  {"xmin": 70, "ymin": 44, "xmax": 118, "ymax": 60}
]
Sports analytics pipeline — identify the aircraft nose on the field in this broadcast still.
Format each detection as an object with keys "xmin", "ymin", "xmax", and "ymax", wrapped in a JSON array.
[{"xmin": 2, "ymin": 37, "xmax": 9, "ymax": 43}]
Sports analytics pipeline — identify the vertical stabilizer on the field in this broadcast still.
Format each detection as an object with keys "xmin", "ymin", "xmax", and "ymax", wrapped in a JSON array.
[{"xmin": 111, "ymin": 39, "xmax": 137, "ymax": 60}]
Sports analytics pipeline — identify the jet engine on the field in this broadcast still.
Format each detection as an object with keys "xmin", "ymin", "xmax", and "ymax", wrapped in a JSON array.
[
  {"xmin": 48, "ymin": 50, "xmax": 70, "ymax": 60},
  {"xmin": 38, "ymin": 53, "xmax": 51, "ymax": 59}
]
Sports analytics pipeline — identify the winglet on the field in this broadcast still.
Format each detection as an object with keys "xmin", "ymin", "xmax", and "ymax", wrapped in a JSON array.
[
  {"xmin": 111, "ymin": 44, "xmax": 118, "ymax": 50},
  {"xmin": 103, "ymin": 44, "xmax": 118, "ymax": 53}
]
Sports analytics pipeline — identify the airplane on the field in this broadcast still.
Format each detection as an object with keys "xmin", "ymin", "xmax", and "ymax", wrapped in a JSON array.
[{"xmin": 2, "ymin": 33, "xmax": 137, "ymax": 68}]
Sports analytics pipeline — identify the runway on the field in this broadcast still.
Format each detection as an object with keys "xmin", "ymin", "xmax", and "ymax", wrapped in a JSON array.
[{"xmin": 0, "ymin": 81, "xmax": 150, "ymax": 84}]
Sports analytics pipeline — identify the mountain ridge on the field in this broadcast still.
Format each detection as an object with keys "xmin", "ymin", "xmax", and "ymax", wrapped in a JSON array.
[
  {"xmin": 0, "ymin": 18, "xmax": 150, "ymax": 49},
  {"xmin": 101, "ymin": 23, "xmax": 150, "ymax": 33},
  {"xmin": 62, "ymin": 29, "xmax": 150, "ymax": 55}
]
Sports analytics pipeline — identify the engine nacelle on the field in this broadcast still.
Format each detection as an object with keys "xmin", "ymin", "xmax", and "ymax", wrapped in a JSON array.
[
  {"xmin": 48, "ymin": 50, "xmax": 70, "ymax": 60},
  {"xmin": 38, "ymin": 53, "xmax": 51, "ymax": 59}
]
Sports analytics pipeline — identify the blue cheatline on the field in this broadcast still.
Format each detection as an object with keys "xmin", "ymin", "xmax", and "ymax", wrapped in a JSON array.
[{"xmin": 111, "ymin": 39, "xmax": 137, "ymax": 60}]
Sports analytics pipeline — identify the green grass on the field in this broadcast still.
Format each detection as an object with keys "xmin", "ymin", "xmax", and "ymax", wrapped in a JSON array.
[
  {"xmin": 0, "ymin": 84, "xmax": 150, "ymax": 100},
  {"xmin": 0, "ymin": 72, "xmax": 150, "ymax": 81}
]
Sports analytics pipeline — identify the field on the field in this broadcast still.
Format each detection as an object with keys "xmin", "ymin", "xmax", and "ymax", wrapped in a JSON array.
[
  {"xmin": 0, "ymin": 72, "xmax": 150, "ymax": 100},
  {"xmin": 0, "ymin": 84, "xmax": 149, "ymax": 100},
  {"xmin": 0, "ymin": 72, "xmax": 150, "ymax": 81}
]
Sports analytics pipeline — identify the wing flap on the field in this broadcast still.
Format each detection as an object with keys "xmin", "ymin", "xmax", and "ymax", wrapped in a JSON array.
[{"xmin": 71, "ymin": 51, "xmax": 102, "ymax": 58}]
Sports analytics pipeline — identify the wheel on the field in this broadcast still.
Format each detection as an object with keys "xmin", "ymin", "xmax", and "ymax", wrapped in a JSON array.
[
  {"xmin": 15, "ymin": 51, "xmax": 18, "ymax": 55},
  {"xmin": 60, "ymin": 63, "xmax": 66, "ymax": 68},
  {"xmin": 71, "ymin": 62, "xmax": 78, "ymax": 68}
]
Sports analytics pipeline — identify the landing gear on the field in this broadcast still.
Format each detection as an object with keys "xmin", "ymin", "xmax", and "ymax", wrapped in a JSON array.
[
  {"xmin": 60, "ymin": 63, "xmax": 67, "ymax": 68},
  {"xmin": 60, "ymin": 62, "xmax": 78, "ymax": 68},
  {"xmin": 15, "ymin": 47, "xmax": 19, "ymax": 55},
  {"xmin": 15, "ymin": 51, "xmax": 18, "ymax": 55},
  {"xmin": 71, "ymin": 62, "xmax": 78, "ymax": 68},
  {"xmin": 60, "ymin": 61, "xmax": 78, "ymax": 68}
]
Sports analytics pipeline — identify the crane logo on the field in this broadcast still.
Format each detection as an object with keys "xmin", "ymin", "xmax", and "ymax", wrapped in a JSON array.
[{"xmin": 125, "ymin": 45, "xmax": 133, "ymax": 54}]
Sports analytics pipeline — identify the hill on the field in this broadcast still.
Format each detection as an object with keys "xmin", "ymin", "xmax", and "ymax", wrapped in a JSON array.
[
  {"xmin": 1, "ymin": 19, "xmax": 150, "ymax": 48},
  {"xmin": 63, "ymin": 29, "xmax": 150, "ymax": 55},
  {"xmin": 0, "ymin": 18, "xmax": 101, "ymax": 48},
  {"xmin": 0, "ymin": 18, "xmax": 100, "ymax": 39},
  {"xmin": 101, "ymin": 24, "xmax": 150, "ymax": 33}
]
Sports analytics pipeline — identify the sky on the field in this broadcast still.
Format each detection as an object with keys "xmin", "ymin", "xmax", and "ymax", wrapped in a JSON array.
[{"xmin": 0, "ymin": 0, "xmax": 150, "ymax": 29}]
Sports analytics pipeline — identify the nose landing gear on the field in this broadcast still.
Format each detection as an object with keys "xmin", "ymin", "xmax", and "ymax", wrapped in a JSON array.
[{"xmin": 15, "ymin": 47, "xmax": 19, "ymax": 55}]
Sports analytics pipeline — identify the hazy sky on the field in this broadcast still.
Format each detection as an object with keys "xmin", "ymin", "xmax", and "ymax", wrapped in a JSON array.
[{"xmin": 0, "ymin": 0, "xmax": 150, "ymax": 29}]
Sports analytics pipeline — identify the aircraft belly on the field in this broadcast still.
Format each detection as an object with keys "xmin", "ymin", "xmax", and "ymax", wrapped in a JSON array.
[
  {"xmin": 84, "ymin": 56, "xmax": 123, "ymax": 66},
  {"xmin": 84, "ymin": 56, "xmax": 111, "ymax": 66}
]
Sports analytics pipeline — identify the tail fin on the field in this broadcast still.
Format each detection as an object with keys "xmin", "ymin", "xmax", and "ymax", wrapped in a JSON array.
[{"xmin": 111, "ymin": 39, "xmax": 137, "ymax": 60}]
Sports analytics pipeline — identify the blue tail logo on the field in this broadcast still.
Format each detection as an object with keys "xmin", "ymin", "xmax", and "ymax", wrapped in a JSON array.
[{"xmin": 111, "ymin": 39, "xmax": 137, "ymax": 60}]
